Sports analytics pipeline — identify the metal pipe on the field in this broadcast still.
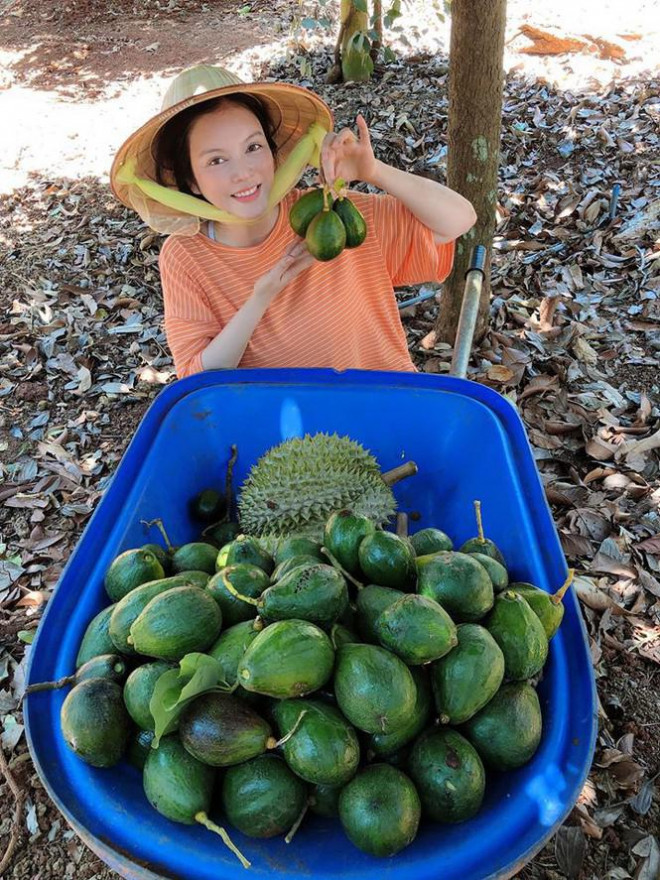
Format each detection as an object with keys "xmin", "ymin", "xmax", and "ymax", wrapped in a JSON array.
[{"xmin": 450, "ymin": 245, "xmax": 486, "ymax": 379}]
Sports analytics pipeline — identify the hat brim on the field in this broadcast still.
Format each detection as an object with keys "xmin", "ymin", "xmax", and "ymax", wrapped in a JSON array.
[{"xmin": 110, "ymin": 81, "xmax": 333, "ymax": 231}]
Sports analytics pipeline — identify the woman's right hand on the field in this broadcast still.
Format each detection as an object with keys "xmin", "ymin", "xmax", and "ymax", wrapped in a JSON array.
[{"xmin": 253, "ymin": 239, "xmax": 316, "ymax": 303}]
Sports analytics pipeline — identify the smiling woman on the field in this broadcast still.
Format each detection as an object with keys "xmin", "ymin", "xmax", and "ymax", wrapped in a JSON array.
[{"xmin": 110, "ymin": 64, "xmax": 476, "ymax": 375}]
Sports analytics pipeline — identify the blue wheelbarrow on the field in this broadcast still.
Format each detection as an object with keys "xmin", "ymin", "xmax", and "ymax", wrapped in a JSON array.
[{"xmin": 24, "ymin": 250, "xmax": 597, "ymax": 880}]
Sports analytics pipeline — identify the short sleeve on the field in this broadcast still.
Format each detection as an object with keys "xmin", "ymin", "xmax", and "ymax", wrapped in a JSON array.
[
  {"xmin": 368, "ymin": 194, "xmax": 455, "ymax": 287},
  {"xmin": 159, "ymin": 242, "xmax": 221, "ymax": 378}
]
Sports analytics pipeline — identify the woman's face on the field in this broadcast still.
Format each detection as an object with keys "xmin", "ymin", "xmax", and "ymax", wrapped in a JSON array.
[{"xmin": 188, "ymin": 101, "xmax": 275, "ymax": 217}]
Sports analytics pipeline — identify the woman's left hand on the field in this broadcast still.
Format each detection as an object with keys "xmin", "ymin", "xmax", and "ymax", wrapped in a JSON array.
[{"xmin": 320, "ymin": 115, "xmax": 378, "ymax": 189}]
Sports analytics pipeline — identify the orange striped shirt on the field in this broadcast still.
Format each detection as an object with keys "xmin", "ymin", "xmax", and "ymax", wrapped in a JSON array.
[{"xmin": 159, "ymin": 189, "xmax": 455, "ymax": 377}]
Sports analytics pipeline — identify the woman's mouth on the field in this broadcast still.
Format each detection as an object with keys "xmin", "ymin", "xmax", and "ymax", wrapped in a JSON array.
[{"xmin": 232, "ymin": 184, "xmax": 261, "ymax": 203}]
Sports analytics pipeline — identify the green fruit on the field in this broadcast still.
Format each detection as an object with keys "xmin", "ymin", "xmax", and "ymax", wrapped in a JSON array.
[
  {"xmin": 289, "ymin": 187, "xmax": 326, "ymax": 237},
  {"xmin": 334, "ymin": 643, "xmax": 416, "ymax": 734},
  {"xmin": 486, "ymin": 591, "xmax": 548, "ymax": 680},
  {"xmin": 510, "ymin": 582, "xmax": 566, "ymax": 639},
  {"xmin": 375, "ymin": 593, "xmax": 458, "ymax": 665},
  {"xmin": 463, "ymin": 682, "xmax": 542, "ymax": 769},
  {"xmin": 60, "ymin": 679, "xmax": 131, "ymax": 768},
  {"xmin": 104, "ymin": 548, "xmax": 165, "ymax": 603},
  {"xmin": 460, "ymin": 536, "xmax": 505, "ymax": 566},
  {"xmin": 324, "ymin": 510, "xmax": 376, "ymax": 577},
  {"xmin": 470, "ymin": 552, "xmax": 509, "ymax": 593},
  {"xmin": 207, "ymin": 620, "xmax": 263, "ymax": 691},
  {"xmin": 274, "ymin": 535, "xmax": 324, "ymax": 566},
  {"xmin": 238, "ymin": 619, "xmax": 335, "ymax": 698},
  {"xmin": 141, "ymin": 543, "xmax": 171, "ymax": 573},
  {"xmin": 205, "ymin": 563, "xmax": 268, "ymax": 627},
  {"xmin": 123, "ymin": 661, "xmax": 173, "ymax": 731},
  {"xmin": 143, "ymin": 735, "xmax": 215, "ymax": 824},
  {"xmin": 330, "ymin": 622, "xmax": 360, "ymax": 649},
  {"xmin": 306, "ymin": 207, "xmax": 346, "ymax": 261},
  {"xmin": 109, "ymin": 572, "xmax": 210, "ymax": 654},
  {"xmin": 408, "ymin": 728, "xmax": 485, "ymax": 823},
  {"xmin": 409, "ymin": 528, "xmax": 453, "ymax": 556},
  {"xmin": 127, "ymin": 728, "xmax": 155, "ymax": 770},
  {"xmin": 73, "ymin": 654, "xmax": 127, "ymax": 685},
  {"xmin": 171, "ymin": 542, "xmax": 218, "ymax": 575},
  {"xmin": 338, "ymin": 764, "xmax": 420, "ymax": 857},
  {"xmin": 189, "ymin": 488, "xmax": 226, "ymax": 523},
  {"xmin": 129, "ymin": 585, "xmax": 222, "ymax": 661},
  {"xmin": 310, "ymin": 783, "xmax": 342, "ymax": 818},
  {"xmin": 332, "ymin": 196, "xmax": 367, "ymax": 248},
  {"xmin": 216, "ymin": 535, "xmax": 274, "ymax": 575},
  {"xmin": 417, "ymin": 551, "xmax": 494, "ymax": 621},
  {"xmin": 259, "ymin": 563, "xmax": 348, "ymax": 628},
  {"xmin": 355, "ymin": 584, "xmax": 405, "ymax": 643},
  {"xmin": 238, "ymin": 433, "xmax": 396, "ymax": 541},
  {"xmin": 271, "ymin": 555, "xmax": 321, "ymax": 582},
  {"xmin": 358, "ymin": 531, "xmax": 417, "ymax": 590},
  {"xmin": 369, "ymin": 666, "xmax": 432, "ymax": 758},
  {"xmin": 202, "ymin": 520, "xmax": 241, "ymax": 548},
  {"xmin": 430, "ymin": 623, "xmax": 505, "ymax": 724},
  {"xmin": 273, "ymin": 699, "xmax": 360, "ymax": 786},
  {"xmin": 221, "ymin": 754, "xmax": 307, "ymax": 838},
  {"xmin": 180, "ymin": 692, "xmax": 274, "ymax": 766},
  {"xmin": 75, "ymin": 605, "xmax": 116, "ymax": 669}
]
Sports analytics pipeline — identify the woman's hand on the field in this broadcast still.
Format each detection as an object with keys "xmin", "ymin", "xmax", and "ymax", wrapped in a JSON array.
[
  {"xmin": 320, "ymin": 115, "xmax": 378, "ymax": 189},
  {"xmin": 253, "ymin": 239, "xmax": 315, "ymax": 303}
]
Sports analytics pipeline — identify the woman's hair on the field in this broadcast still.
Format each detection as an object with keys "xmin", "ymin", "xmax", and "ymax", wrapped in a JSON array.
[{"xmin": 153, "ymin": 93, "xmax": 279, "ymax": 195}]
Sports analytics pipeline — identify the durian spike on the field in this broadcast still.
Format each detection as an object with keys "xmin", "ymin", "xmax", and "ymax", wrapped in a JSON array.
[
  {"xmin": 321, "ymin": 547, "xmax": 364, "ymax": 591},
  {"xmin": 551, "ymin": 569, "xmax": 574, "ymax": 605},
  {"xmin": 382, "ymin": 461, "xmax": 418, "ymax": 486},
  {"xmin": 474, "ymin": 500, "xmax": 485, "ymax": 543},
  {"xmin": 396, "ymin": 513, "xmax": 409, "ymax": 538}
]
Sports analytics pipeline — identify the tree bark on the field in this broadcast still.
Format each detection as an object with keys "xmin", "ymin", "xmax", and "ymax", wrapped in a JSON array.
[
  {"xmin": 434, "ymin": 0, "xmax": 507, "ymax": 348},
  {"xmin": 327, "ymin": 0, "xmax": 371, "ymax": 83}
]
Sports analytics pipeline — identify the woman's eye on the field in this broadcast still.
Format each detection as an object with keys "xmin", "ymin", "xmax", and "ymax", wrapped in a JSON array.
[
  {"xmin": 247, "ymin": 142, "xmax": 263, "ymax": 153},
  {"xmin": 208, "ymin": 156, "xmax": 225, "ymax": 166}
]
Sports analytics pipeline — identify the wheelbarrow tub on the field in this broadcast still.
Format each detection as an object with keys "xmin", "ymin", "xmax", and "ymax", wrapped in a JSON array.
[{"xmin": 25, "ymin": 368, "xmax": 597, "ymax": 880}]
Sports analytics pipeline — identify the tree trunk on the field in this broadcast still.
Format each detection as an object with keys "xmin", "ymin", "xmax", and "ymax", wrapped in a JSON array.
[
  {"xmin": 434, "ymin": 0, "xmax": 507, "ymax": 348},
  {"xmin": 327, "ymin": 1, "xmax": 371, "ymax": 83},
  {"xmin": 370, "ymin": 0, "xmax": 383, "ymax": 63}
]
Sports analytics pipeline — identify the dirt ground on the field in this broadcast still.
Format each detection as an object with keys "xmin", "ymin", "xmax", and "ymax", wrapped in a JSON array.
[{"xmin": 1, "ymin": 1, "xmax": 660, "ymax": 879}]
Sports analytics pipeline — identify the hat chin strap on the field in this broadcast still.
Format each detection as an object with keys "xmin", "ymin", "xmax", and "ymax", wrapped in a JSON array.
[{"xmin": 116, "ymin": 122, "xmax": 328, "ymax": 226}]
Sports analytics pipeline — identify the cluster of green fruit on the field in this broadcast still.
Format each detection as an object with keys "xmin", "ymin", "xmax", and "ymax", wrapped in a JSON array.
[
  {"xmin": 38, "ymin": 495, "xmax": 570, "ymax": 869},
  {"xmin": 289, "ymin": 185, "xmax": 367, "ymax": 262}
]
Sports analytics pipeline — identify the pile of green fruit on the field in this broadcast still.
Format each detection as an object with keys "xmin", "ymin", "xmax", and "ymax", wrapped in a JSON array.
[
  {"xmin": 289, "ymin": 183, "xmax": 367, "ymax": 262},
  {"xmin": 33, "ymin": 490, "xmax": 572, "ymax": 869}
]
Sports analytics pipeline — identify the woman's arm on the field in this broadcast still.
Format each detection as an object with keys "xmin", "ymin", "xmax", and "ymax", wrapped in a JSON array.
[
  {"xmin": 321, "ymin": 116, "xmax": 476, "ymax": 244},
  {"xmin": 200, "ymin": 239, "xmax": 315, "ymax": 370}
]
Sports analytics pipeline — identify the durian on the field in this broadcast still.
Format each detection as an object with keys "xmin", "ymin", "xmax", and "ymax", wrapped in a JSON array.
[{"xmin": 238, "ymin": 433, "xmax": 401, "ymax": 541}]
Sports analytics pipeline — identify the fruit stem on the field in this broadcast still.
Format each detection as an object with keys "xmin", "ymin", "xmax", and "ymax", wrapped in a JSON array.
[
  {"xmin": 225, "ymin": 445, "xmax": 238, "ymax": 521},
  {"xmin": 382, "ymin": 461, "xmax": 418, "ymax": 486},
  {"xmin": 285, "ymin": 800, "xmax": 309, "ymax": 844},
  {"xmin": 25, "ymin": 674, "xmax": 75, "ymax": 694},
  {"xmin": 322, "ymin": 184, "xmax": 331, "ymax": 211},
  {"xmin": 474, "ymin": 500, "xmax": 485, "ymax": 543},
  {"xmin": 320, "ymin": 547, "xmax": 364, "ymax": 591},
  {"xmin": 194, "ymin": 811, "xmax": 251, "ymax": 869},
  {"xmin": 396, "ymin": 513, "xmax": 408, "ymax": 538},
  {"xmin": 551, "ymin": 569, "xmax": 574, "ymax": 605},
  {"xmin": 140, "ymin": 518, "xmax": 174, "ymax": 552},
  {"xmin": 221, "ymin": 571, "xmax": 260, "ymax": 607},
  {"xmin": 274, "ymin": 710, "xmax": 308, "ymax": 747}
]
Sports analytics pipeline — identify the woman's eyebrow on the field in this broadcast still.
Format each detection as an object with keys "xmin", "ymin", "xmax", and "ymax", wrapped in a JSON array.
[{"xmin": 198, "ymin": 131, "xmax": 265, "ymax": 157}]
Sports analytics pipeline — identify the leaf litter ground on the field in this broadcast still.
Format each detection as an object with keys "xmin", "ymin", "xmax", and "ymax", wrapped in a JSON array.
[{"xmin": 1, "ymin": 1, "xmax": 659, "ymax": 878}]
